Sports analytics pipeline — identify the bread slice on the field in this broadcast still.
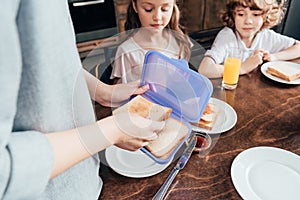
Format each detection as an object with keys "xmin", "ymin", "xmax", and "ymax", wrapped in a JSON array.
[
  {"xmin": 113, "ymin": 95, "xmax": 187, "ymax": 159},
  {"xmin": 145, "ymin": 118, "xmax": 188, "ymax": 159},
  {"xmin": 192, "ymin": 103, "xmax": 219, "ymax": 130},
  {"xmin": 266, "ymin": 64, "xmax": 300, "ymax": 82},
  {"xmin": 113, "ymin": 95, "xmax": 172, "ymax": 121}
]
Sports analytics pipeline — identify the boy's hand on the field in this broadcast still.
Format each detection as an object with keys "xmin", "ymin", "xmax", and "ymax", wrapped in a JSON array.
[
  {"xmin": 262, "ymin": 51, "xmax": 277, "ymax": 62},
  {"xmin": 240, "ymin": 50, "xmax": 264, "ymax": 74}
]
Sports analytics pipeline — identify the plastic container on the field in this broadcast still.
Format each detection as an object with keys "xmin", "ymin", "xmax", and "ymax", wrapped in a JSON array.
[
  {"xmin": 193, "ymin": 131, "xmax": 212, "ymax": 155},
  {"xmin": 139, "ymin": 50, "xmax": 213, "ymax": 164}
]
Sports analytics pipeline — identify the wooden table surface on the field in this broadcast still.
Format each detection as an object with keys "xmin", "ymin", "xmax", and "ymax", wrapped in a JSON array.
[{"xmin": 96, "ymin": 67, "xmax": 300, "ymax": 200}]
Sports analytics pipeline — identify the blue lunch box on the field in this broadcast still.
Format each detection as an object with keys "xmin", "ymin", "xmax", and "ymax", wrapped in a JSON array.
[{"xmin": 139, "ymin": 50, "xmax": 213, "ymax": 164}]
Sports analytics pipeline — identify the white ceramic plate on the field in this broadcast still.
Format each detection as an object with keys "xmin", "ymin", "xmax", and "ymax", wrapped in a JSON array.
[
  {"xmin": 261, "ymin": 61, "xmax": 300, "ymax": 84},
  {"xmin": 105, "ymin": 145, "xmax": 172, "ymax": 178},
  {"xmin": 192, "ymin": 98, "xmax": 237, "ymax": 134},
  {"xmin": 231, "ymin": 146, "xmax": 300, "ymax": 200}
]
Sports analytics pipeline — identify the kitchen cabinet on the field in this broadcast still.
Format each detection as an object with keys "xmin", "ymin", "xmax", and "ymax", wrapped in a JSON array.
[{"xmin": 113, "ymin": 0, "xmax": 227, "ymax": 33}]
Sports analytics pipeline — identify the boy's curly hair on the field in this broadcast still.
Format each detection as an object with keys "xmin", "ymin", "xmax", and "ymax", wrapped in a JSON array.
[{"xmin": 221, "ymin": 0, "xmax": 286, "ymax": 30}]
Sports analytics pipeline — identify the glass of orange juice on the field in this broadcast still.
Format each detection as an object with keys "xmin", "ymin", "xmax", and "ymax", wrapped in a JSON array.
[{"xmin": 222, "ymin": 49, "xmax": 242, "ymax": 90}]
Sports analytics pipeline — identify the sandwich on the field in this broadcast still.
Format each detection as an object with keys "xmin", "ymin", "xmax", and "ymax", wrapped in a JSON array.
[
  {"xmin": 192, "ymin": 102, "xmax": 219, "ymax": 130},
  {"xmin": 113, "ymin": 95, "xmax": 172, "ymax": 121},
  {"xmin": 113, "ymin": 95, "xmax": 188, "ymax": 159},
  {"xmin": 145, "ymin": 118, "xmax": 188, "ymax": 159},
  {"xmin": 266, "ymin": 64, "xmax": 300, "ymax": 82}
]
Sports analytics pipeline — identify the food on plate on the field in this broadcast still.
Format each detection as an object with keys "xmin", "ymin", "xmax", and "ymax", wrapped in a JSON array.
[
  {"xmin": 266, "ymin": 65, "xmax": 300, "ymax": 82},
  {"xmin": 192, "ymin": 102, "xmax": 219, "ymax": 130},
  {"xmin": 113, "ymin": 95, "xmax": 188, "ymax": 159},
  {"xmin": 145, "ymin": 118, "xmax": 188, "ymax": 159},
  {"xmin": 113, "ymin": 95, "xmax": 172, "ymax": 121}
]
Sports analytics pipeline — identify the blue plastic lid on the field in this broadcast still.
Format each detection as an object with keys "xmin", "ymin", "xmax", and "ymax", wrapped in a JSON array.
[{"xmin": 141, "ymin": 50, "xmax": 213, "ymax": 123}]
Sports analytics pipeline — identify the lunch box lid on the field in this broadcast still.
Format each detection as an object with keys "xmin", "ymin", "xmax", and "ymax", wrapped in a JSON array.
[
  {"xmin": 141, "ymin": 50, "xmax": 213, "ymax": 123},
  {"xmin": 139, "ymin": 50, "xmax": 213, "ymax": 164}
]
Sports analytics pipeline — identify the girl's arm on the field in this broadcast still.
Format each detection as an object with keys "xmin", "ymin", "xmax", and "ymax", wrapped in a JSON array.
[{"xmin": 198, "ymin": 57, "xmax": 224, "ymax": 78}]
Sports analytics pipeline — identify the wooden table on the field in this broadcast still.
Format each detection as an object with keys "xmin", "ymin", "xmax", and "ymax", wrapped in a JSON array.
[{"xmin": 96, "ymin": 67, "xmax": 300, "ymax": 200}]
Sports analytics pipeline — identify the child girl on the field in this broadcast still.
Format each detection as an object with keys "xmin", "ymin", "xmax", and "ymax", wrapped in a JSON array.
[
  {"xmin": 198, "ymin": 0, "xmax": 300, "ymax": 78},
  {"xmin": 110, "ymin": 0, "xmax": 191, "ymax": 83}
]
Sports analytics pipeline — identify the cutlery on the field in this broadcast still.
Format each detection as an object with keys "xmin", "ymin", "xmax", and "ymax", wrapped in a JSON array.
[{"xmin": 152, "ymin": 134, "xmax": 197, "ymax": 200}]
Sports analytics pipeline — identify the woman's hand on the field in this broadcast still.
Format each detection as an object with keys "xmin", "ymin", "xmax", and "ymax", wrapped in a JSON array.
[
  {"xmin": 107, "ymin": 81, "xmax": 149, "ymax": 107},
  {"xmin": 97, "ymin": 113, "xmax": 165, "ymax": 151},
  {"xmin": 84, "ymin": 69, "xmax": 149, "ymax": 107},
  {"xmin": 96, "ymin": 80, "xmax": 149, "ymax": 107}
]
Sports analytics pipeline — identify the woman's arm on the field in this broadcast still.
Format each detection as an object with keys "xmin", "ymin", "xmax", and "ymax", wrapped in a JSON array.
[
  {"xmin": 46, "ymin": 114, "xmax": 164, "ymax": 178},
  {"xmin": 83, "ymin": 69, "xmax": 148, "ymax": 107}
]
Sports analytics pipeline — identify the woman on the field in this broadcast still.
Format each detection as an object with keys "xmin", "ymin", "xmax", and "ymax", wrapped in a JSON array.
[{"xmin": 0, "ymin": 1, "xmax": 164, "ymax": 199}]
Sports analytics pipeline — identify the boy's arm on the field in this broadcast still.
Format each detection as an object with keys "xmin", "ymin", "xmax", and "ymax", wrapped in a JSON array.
[{"xmin": 265, "ymin": 40, "xmax": 300, "ymax": 61}]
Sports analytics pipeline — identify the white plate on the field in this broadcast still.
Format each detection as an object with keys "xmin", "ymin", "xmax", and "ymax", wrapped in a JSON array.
[
  {"xmin": 105, "ymin": 145, "xmax": 171, "ymax": 178},
  {"xmin": 192, "ymin": 98, "xmax": 237, "ymax": 134},
  {"xmin": 231, "ymin": 146, "xmax": 300, "ymax": 200},
  {"xmin": 261, "ymin": 61, "xmax": 300, "ymax": 84}
]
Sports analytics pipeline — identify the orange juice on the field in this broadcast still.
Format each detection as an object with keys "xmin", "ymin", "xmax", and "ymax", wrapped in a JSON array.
[{"xmin": 223, "ymin": 57, "xmax": 241, "ymax": 88}]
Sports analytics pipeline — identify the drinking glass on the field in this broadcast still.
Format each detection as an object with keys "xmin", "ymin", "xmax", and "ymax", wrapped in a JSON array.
[{"xmin": 222, "ymin": 48, "xmax": 242, "ymax": 90}]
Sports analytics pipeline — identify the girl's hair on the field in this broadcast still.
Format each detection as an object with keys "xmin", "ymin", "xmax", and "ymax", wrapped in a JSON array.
[
  {"xmin": 125, "ymin": 0, "xmax": 191, "ymax": 60},
  {"xmin": 221, "ymin": 0, "xmax": 286, "ymax": 30}
]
